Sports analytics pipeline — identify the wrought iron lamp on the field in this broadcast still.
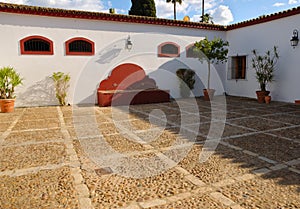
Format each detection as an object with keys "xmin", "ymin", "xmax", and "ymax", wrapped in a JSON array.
[
  {"xmin": 290, "ymin": 29, "xmax": 299, "ymax": 48},
  {"xmin": 126, "ymin": 35, "xmax": 133, "ymax": 51}
]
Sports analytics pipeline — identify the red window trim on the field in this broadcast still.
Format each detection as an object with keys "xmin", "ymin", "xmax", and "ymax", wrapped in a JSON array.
[
  {"xmin": 65, "ymin": 37, "xmax": 95, "ymax": 56},
  {"xmin": 20, "ymin": 35, "xmax": 54, "ymax": 55},
  {"xmin": 186, "ymin": 44, "xmax": 198, "ymax": 58},
  {"xmin": 158, "ymin": 42, "xmax": 180, "ymax": 57}
]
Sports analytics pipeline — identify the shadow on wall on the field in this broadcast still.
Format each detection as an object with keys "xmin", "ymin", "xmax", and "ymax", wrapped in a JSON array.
[
  {"xmin": 152, "ymin": 59, "xmax": 205, "ymax": 98},
  {"xmin": 16, "ymin": 76, "xmax": 58, "ymax": 107}
]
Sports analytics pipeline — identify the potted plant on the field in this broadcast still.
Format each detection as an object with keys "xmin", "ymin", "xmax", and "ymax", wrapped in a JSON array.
[
  {"xmin": 194, "ymin": 37, "xmax": 229, "ymax": 101},
  {"xmin": 176, "ymin": 68, "xmax": 195, "ymax": 98},
  {"xmin": 0, "ymin": 67, "xmax": 23, "ymax": 113},
  {"xmin": 251, "ymin": 46, "xmax": 279, "ymax": 103},
  {"xmin": 51, "ymin": 72, "xmax": 70, "ymax": 106}
]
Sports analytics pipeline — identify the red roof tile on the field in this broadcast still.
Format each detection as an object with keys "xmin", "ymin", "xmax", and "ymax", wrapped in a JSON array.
[
  {"xmin": 0, "ymin": 2, "xmax": 299, "ymax": 31},
  {"xmin": 227, "ymin": 6, "xmax": 300, "ymax": 30},
  {"xmin": 0, "ymin": 2, "xmax": 226, "ymax": 31}
]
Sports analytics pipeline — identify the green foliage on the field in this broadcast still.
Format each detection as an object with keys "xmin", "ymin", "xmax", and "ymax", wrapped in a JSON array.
[
  {"xmin": 129, "ymin": 0, "xmax": 156, "ymax": 17},
  {"xmin": 194, "ymin": 37, "xmax": 229, "ymax": 64},
  {"xmin": 166, "ymin": 0, "xmax": 183, "ymax": 20},
  {"xmin": 0, "ymin": 67, "xmax": 23, "ymax": 99},
  {"xmin": 51, "ymin": 72, "xmax": 70, "ymax": 106},
  {"xmin": 176, "ymin": 68, "xmax": 195, "ymax": 98},
  {"xmin": 194, "ymin": 37, "xmax": 229, "ymax": 89},
  {"xmin": 201, "ymin": 13, "xmax": 214, "ymax": 24},
  {"xmin": 251, "ymin": 46, "xmax": 279, "ymax": 91}
]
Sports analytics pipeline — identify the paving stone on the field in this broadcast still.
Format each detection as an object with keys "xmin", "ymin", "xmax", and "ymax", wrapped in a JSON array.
[
  {"xmin": 212, "ymin": 178, "xmax": 236, "ymax": 187},
  {"xmin": 210, "ymin": 192, "xmax": 236, "ymax": 206},
  {"xmin": 139, "ymin": 198, "xmax": 167, "ymax": 208},
  {"xmin": 252, "ymin": 168, "xmax": 271, "ymax": 175},
  {"xmin": 1, "ymin": 98, "xmax": 300, "ymax": 209},
  {"xmin": 79, "ymin": 197, "xmax": 93, "ymax": 209},
  {"xmin": 184, "ymin": 174, "xmax": 206, "ymax": 186},
  {"xmin": 75, "ymin": 184, "xmax": 90, "ymax": 198},
  {"xmin": 166, "ymin": 192, "xmax": 191, "ymax": 202},
  {"xmin": 269, "ymin": 163, "xmax": 288, "ymax": 171}
]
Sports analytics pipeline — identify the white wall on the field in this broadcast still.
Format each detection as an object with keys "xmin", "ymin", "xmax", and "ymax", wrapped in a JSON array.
[
  {"xmin": 0, "ymin": 12, "xmax": 226, "ymax": 106},
  {"xmin": 226, "ymin": 14, "xmax": 300, "ymax": 103}
]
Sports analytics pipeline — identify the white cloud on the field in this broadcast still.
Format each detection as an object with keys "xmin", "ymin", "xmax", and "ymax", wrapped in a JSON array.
[
  {"xmin": 1, "ymin": 0, "xmax": 105, "ymax": 12},
  {"xmin": 273, "ymin": 2, "xmax": 285, "ymax": 7},
  {"xmin": 190, "ymin": 14, "xmax": 201, "ymax": 22},
  {"xmin": 155, "ymin": 0, "xmax": 189, "ymax": 19},
  {"xmin": 209, "ymin": 5, "xmax": 233, "ymax": 25},
  {"xmin": 154, "ymin": 0, "xmax": 221, "ymax": 19},
  {"xmin": 288, "ymin": 0, "xmax": 300, "ymax": 4}
]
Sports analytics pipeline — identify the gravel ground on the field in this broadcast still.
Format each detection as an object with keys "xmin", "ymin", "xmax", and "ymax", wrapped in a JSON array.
[
  {"xmin": 179, "ymin": 145, "xmax": 271, "ymax": 184},
  {"xmin": 225, "ymin": 133, "xmax": 300, "ymax": 162},
  {"xmin": 222, "ymin": 169, "xmax": 300, "ymax": 208},
  {"xmin": 0, "ymin": 96, "xmax": 299, "ymax": 208},
  {"xmin": 150, "ymin": 194, "xmax": 228, "ymax": 209},
  {"xmin": 4, "ymin": 129, "xmax": 64, "ymax": 145},
  {"xmin": 82, "ymin": 169, "xmax": 196, "ymax": 208},
  {"xmin": 0, "ymin": 167, "xmax": 79, "ymax": 209},
  {"xmin": 0, "ymin": 143, "xmax": 67, "ymax": 171}
]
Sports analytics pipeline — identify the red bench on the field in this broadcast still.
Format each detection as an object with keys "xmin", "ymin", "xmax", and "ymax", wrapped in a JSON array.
[{"xmin": 97, "ymin": 63, "xmax": 170, "ymax": 107}]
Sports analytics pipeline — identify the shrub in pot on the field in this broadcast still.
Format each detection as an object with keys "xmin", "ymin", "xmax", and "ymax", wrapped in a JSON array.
[
  {"xmin": 251, "ymin": 46, "xmax": 279, "ymax": 103},
  {"xmin": 0, "ymin": 67, "xmax": 23, "ymax": 113},
  {"xmin": 194, "ymin": 37, "xmax": 229, "ymax": 101},
  {"xmin": 176, "ymin": 68, "xmax": 195, "ymax": 98}
]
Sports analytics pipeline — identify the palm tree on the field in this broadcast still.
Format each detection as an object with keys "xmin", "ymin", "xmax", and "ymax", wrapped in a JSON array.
[
  {"xmin": 166, "ymin": 0, "xmax": 183, "ymax": 20},
  {"xmin": 201, "ymin": 13, "xmax": 214, "ymax": 23}
]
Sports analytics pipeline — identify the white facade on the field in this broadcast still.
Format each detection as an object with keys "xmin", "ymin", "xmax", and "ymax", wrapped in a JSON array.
[
  {"xmin": 0, "ymin": 7, "xmax": 299, "ymax": 106},
  {"xmin": 226, "ymin": 13, "xmax": 300, "ymax": 102}
]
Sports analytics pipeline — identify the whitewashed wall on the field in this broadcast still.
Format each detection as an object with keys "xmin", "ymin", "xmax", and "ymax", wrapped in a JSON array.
[
  {"xmin": 226, "ymin": 14, "xmax": 300, "ymax": 103},
  {"xmin": 0, "ymin": 12, "xmax": 226, "ymax": 106}
]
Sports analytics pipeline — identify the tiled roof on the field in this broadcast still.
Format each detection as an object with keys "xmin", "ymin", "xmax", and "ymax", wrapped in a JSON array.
[
  {"xmin": 0, "ymin": 2, "xmax": 226, "ymax": 31},
  {"xmin": 0, "ymin": 2, "xmax": 299, "ymax": 31},
  {"xmin": 227, "ymin": 6, "xmax": 300, "ymax": 30}
]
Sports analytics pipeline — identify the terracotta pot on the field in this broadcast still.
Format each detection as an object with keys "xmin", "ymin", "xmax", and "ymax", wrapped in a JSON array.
[
  {"xmin": 265, "ymin": 95, "xmax": 271, "ymax": 104},
  {"xmin": 203, "ymin": 89, "xmax": 215, "ymax": 101},
  {"xmin": 256, "ymin": 91, "xmax": 270, "ymax": 103},
  {"xmin": 0, "ymin": 99, "xmax": 15, "ymax": 113}
]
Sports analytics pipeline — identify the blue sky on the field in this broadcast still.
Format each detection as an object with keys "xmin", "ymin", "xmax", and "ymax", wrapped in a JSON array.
[{"xmin": 1, "ymin": 0, "xmax": 300, "ymax": 24}]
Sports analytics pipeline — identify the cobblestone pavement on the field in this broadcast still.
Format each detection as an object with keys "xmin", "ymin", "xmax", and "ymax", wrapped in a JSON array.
[{"xmin": 0, "ymin": 96, "xmax": 299, "ymax": 208}]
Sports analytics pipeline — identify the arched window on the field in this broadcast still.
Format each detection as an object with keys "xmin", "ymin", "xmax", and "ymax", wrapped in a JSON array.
[
  {"xmin": 158, "ymin": 42, "xmax": 180, "ymax": 57},
  {"xmin": 186, "ymin": 44, "xmax": 198, "ymax": 58},
  {"xmin": 65, "ymin": 37, "xmax": 95, "ymax": 56},
  {"xmin": 20, "ymin": 36, "xmax": 53, "ymax": 55}
]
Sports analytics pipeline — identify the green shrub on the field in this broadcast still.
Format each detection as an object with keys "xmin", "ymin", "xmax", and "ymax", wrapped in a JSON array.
[
  {"xmin": 176, "ymin": 68, "xmax": 195, "ymax": 98},
  {"xmin": 0, "ymin": 66, "xmax": 23, "ymax": 99},
  {"xmin": 51, "ymin": 72, "xmax": 70, "ymax": 106}
]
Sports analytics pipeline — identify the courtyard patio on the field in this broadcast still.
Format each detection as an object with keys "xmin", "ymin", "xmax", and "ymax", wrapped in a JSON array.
[{"xmin": 0, "ymin": 96, "xmax": 299, "ymax": 209}]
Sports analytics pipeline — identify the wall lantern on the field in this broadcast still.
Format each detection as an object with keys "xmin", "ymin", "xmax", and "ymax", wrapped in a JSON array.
[
  {"xmin": 126, "ymin": 35, "xmax": 133, "ymax": 51},
  {"xmin": 290, "ymin": 29, "xmax": 299, "ymax": 48}
]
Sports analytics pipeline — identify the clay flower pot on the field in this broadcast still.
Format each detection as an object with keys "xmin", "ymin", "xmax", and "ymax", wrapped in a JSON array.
[
  {"xmin": 265, "ymin": 95, "xmax": 271, "ymax": 104},
  {"xmin": 256, "ymin": 91, "xmax": 270, "ymax": 103},
  {"xmin": 203, "ymin": 89, "xmax": 215, "ymax": 101},
  {"xmin": 0, "ymin": 99, "xmax": 15, "ymax": 113}
]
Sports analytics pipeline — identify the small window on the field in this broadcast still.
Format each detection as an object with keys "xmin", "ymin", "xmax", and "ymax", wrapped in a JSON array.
[
  {"xmin": 229, "ymin": 55, "xmax": 247, "ymax": 79},
  {"xmin": 158, "ymin": 42, "xmax": 180, "ymax": 57},
  {"xmin": 20, "ymin": 36, "xmax": 53, "ymax": 55},
  {"xmin": 65, "ymin": 37, "xmax": 95, "ymax": 56},
  {"xmin": 186, "ymin": 44, "xmax": 198, "ymax": 58}
]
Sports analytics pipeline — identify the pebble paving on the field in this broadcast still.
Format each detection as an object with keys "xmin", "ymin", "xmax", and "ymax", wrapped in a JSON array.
[{"xmin": 0, "ymin": 96, "xmax": 299, "ymax": 208}]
